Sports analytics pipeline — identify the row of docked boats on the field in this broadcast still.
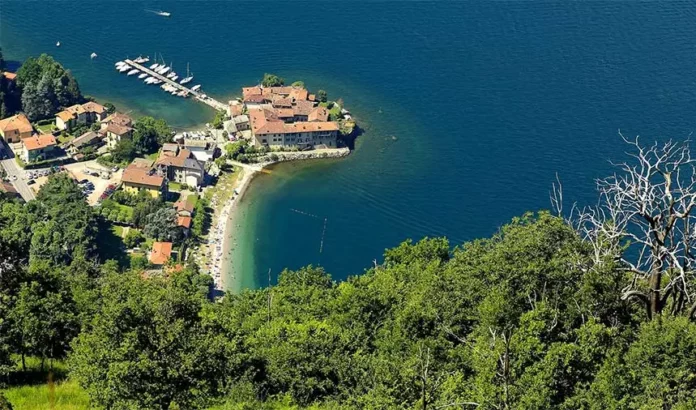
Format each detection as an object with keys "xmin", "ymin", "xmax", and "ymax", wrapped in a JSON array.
[{"xmin": 114, "ymin": 55, "xmax": 203, "ymax": 99}]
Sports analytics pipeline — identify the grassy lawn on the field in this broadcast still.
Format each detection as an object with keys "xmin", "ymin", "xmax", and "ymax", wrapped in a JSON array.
[
  {"xmin": 169, "ymin": 181, "xmax": 182, "ymax": 192},
  {"xmin": 112, "ymin": 224, "xmax": 125, "ymax": 237},
  {"xmin": 4, "ymin": 379, "xmax": 90, "ymax": 410},
  {"xmin": 145, "ymin": 152, "xmax": 159, "ymax": 161},
  {"xmin": 56, "ymin": 134, "xmax": 74, "ymax": 145},
  {"xmin": 3, "ymin": 357, "xmax": 90, "ymax": 410},
  {"xmin": 35, "ymin": 123, "xmax": 55, "ymax": 134}
]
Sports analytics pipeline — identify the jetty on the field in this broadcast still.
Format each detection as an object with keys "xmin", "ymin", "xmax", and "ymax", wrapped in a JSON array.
[{"xmin": 124, "ymin": 59, "xmax": 228, "ymax": 112}]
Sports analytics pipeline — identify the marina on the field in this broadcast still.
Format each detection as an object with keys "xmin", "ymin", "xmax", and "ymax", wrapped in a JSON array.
[{"xmin": 117, "ymin": 58, "xmax": 228, "ymax": 112}]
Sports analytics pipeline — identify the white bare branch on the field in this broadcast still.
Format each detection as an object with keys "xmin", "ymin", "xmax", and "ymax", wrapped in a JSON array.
[{"xmin": 561, "ymin": 135, "xmax": 696, "ymax": 318}]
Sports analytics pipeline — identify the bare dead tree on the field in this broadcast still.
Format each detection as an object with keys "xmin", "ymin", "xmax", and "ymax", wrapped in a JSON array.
[{"xmin": 556, "ymin": 134, "xmax": 696, "ymax": 320}]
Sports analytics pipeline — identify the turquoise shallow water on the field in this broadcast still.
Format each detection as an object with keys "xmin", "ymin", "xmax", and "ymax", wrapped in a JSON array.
[{"xmin": 4, "ymin": 2, "xmax": 696, "ymax": 288}]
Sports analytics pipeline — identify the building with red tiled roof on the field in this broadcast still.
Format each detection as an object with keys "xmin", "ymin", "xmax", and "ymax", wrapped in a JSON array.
[
  {"xmin": 2, "ymin": 72, "xmax": 17, "ymax": 82},
  {"xmin": 121, "ymin": 163, "xmax": 166, "ymax": 198},
  {"xmin": 149, "ymin": 242, "xmax": 173, "ymax": 266},
  {"xmin": 249, "ymin": 107, "xmax": 339, "ymax": 149},
  {"xmin": 21, "ymin": 133, "xmax": 56, "ymax": 162},
  {"xmin": 177, "ymin": 216, "xmax": 192, "ymax": 236},
  {"xmin": 55, "ymin": 101, "xmax": 109, "ymax": 131},
  {"xmin": 174, "ymin": 195, "xmax": 196, "ymax": 217},
  {"xmin": 0, "ymin": 113, "xmax": 33, "ymax": 143},
  {"xmin": 309, "ymin": 106, "xmax": 329, "ymax": 122},
  {"xmin": 105, "ymin": 122, "xmax": 133, "ymax": 149}
]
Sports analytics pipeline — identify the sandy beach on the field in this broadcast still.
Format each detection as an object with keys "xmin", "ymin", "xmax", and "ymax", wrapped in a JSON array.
[{"xmin": 197, "ymin": 166, "xmax": 258, "ymax": 291}]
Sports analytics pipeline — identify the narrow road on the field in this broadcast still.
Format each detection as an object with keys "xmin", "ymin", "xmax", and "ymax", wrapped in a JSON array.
[{"xmin": 0, "ymin": 141, "xmax": 35, "ymax": 201}]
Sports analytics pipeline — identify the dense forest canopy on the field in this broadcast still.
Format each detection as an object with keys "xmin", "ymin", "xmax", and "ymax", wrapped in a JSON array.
[{"xmin": 3, "ymin": 141, "xmax": 696, "ymax": 409}]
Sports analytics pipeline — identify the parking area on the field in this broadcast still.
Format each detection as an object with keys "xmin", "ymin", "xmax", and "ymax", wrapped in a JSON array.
[
  {"xmin": 62, "ymin": 161, "xmax": 123, "ymax": 205},
  {"xmin": 27, "ymin": 161, "xmax": 123, "ymax": 206}
]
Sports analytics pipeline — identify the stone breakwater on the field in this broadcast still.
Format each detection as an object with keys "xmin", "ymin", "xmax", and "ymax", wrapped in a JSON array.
[{"xmin": 258, "ymin": 147, "xmax": 351, "ymax": 165}]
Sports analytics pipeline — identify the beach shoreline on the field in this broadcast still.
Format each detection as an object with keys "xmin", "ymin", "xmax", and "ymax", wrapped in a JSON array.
[
  {"xmin": 201, "ymin": 166, "xmax": 258, "ymax": 290},
  {"xmin": 218, "ymin": 167, "xmax": 257, "ymax": 292}
]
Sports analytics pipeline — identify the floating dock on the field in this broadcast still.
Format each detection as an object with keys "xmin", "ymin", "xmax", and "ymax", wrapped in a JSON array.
[{"xmin": 123, "ymin": 59, "xmax": 228, "ymax": 112}]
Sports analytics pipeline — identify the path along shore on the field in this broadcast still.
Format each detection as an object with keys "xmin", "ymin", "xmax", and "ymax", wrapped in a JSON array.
[{"xmin": 201, "ymin": 147, "xmax": 350, "ymax": 292}]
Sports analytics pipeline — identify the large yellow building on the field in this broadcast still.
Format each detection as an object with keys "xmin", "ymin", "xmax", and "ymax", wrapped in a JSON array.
[{"xmin": 121, "ymin": 161, "xmax": 166, "ymax": 198}]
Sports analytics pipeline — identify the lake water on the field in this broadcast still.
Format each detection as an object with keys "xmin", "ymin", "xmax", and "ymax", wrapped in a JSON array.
[{"xmin": 3, "ymin": 1, "xmax": 696, "ymax": 288}]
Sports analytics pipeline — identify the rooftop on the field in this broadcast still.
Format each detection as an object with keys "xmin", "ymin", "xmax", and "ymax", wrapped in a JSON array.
[
  {"xmin": 106, "ymin": 122, "xmax": 132, "ymax": 136},
  {"xmin": 177, "ymin": 216, "xmax": 192, "ymax": 229},
  {"xmin": 121, "ymin": 163, "xmax": 164, "ymax": 188},
  {"xmin": 0, "ymin": 113, "xmax": 33, "ymax": 134},
  {"xmin": 23, "ymin": 133, "xmax": 56, "ymax": 151},
  {"xmin": 149, "ymin": 242, "xmax": 173, "ymax": 265},
  {"xmin": 69, "ymin": 131, "xmax": 102, "ymax": 149},
  {"xmin": 82, "ymin": 101, "xmax": 106, "ymax": 114}
]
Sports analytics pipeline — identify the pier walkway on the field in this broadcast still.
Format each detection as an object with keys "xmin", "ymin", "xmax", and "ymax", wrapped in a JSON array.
[{"xmin": 124, "ymin": 59, "xmax": 228, "ymax": 112}]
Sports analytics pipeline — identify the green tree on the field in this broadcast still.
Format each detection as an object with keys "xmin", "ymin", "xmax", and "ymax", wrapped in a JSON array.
[
  {"xmin": 191, "ymin": 198, "xmax": 210, "ymax": 238},
  {"xmin": 70, "ymin": 269, "xmax": 233, "ymax": 409},
  {"xmin": 212, "ymin": 110, "xmax": 226, "ymax": 129},
  {"xmin": 262, "ymin": 73, "xmax": 285, "ymax": 87},
  {"xmin": 111, "ymin": 138, "xmax": 136, "ymax": 163},
  {"xmin": 144, "ymin": 208, "xmax": 182, "ymax": 242},
  {"xmin": 317, "ymin": 89, "xmax": 328, "ymax": 103},
  {"xmin": 291, "ymin": 81, "xmax": 305, "ymax": 88},
  {"xmin": 103, "ymin": 102, "xmax": 116, "ymax": 114},
  {"xmin": 123, "ymin": 229, "xmax": 144, "ymax": 248},
  {"xmin": 21, "ymin": 75, "xmax": 55, "ymax": 121},
  {"xmin": 16, "ymin": 54, "xmax": 82, "ymax": 115}
]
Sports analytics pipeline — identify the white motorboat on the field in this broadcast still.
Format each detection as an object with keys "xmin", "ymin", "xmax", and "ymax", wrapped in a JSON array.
[
  {"xmin": 152, "ymin": 79, "xmax": 162, "ymax": 85},
  {"xmin": 191, "ymin": 85, "xmax": 201, "ymax": 91},
  {"xmin": 171, "ymin": 75, "xmax": 178, "ymax": 81},
  {"xmin": 159, "ymin": 66, "xmax": 171, "ymax": 75},
  {"xmin": 167, "ymin": 72, "xmax": 176, "ymax": 79},
  {"xmin": 150, "ymin": 63, "xmax": 159, "ymax": 70},
  {"xmin": 119, "ymin": 65, "xmax": 131, "ymax": 73},
  {"xmin": 56, "ymin": 41, "xmax": 61, "ymax": 47},
  {"xmin": 146, "ymin": 9, "xmax": 171, "ymax": 17},
  {"xmin": 115, "ymin": 61, "xmax": 125, "ymax": 68},
  {"xmin": 90, "ymin": 52, "xmax": 98, "ymax": 59},
  {"xmin": 127, "ymin": 69, "xmax": 139, "ymax": 76},
  {"xmin": 138, "ymin": 73, "xmax": 148, "ymax": 79}
]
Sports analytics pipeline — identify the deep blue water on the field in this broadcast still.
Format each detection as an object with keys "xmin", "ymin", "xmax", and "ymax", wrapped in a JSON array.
[{"xmin": 3, "ymin": 1, "xmax": 696, "ymax": 288}]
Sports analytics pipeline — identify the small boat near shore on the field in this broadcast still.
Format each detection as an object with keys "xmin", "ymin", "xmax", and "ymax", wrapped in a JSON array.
[{"xmin": 191, "ymin": 85, "xmax": 201, "ymax": 91}]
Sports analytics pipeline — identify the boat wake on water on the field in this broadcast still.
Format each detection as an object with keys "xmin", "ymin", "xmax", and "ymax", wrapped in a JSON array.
[{"xmin": 145, "ymin": 9, "xmax": 171, "ymax": 17}]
